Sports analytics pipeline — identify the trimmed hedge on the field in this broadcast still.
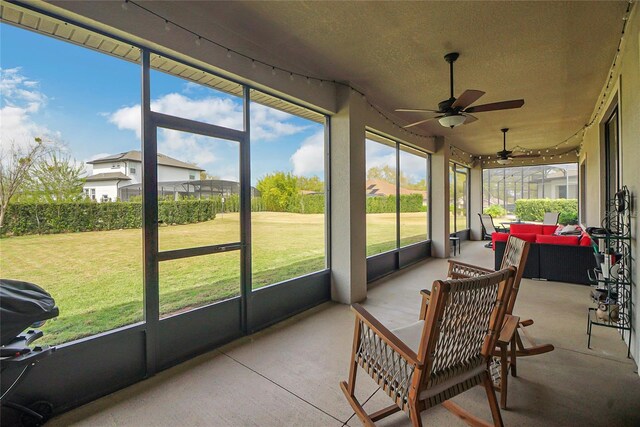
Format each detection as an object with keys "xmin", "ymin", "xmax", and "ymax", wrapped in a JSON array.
[
  {"xmin": 514, "ymin": 199, "xmax": 578, "ymax": 224},
  {"xmin": 2, "ymin": 193, "xmax": 425, "ymax": 236},
  {"xmin": 369, "ymin": 193, "xmax": 424, "ymax": 214},
  {"xmin": 2, "ymin": 200, "xmax": 217, "ymax": 236}
]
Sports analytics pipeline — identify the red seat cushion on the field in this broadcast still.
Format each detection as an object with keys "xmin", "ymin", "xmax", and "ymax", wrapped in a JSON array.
[
  {"xmin": 541, "ymin": 225, "xmax": 559, "ymax": 235},
  {"xmin": 580, "ymin": 233, "xmax": 593, "ymax": 247},
  {"xmin": 510, "ymin": 232, "xmax": 537, "ymax": 243},
  {"xmin": 536, "ymin": 235, "xmax": 580, "ymax": 246},
  {"xmin": 491, "ymin": 232, "xmax": 509, "ymax": 250},
  {"xmin": 510, "ymin": 224, "xmax": 543, "ymax": 234}
]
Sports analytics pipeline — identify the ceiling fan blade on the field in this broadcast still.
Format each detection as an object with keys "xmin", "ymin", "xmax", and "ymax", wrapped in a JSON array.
[
  {"xmin": 465, "ymin": 99, "xmax": 525, "ymax": 113},
  {"xmin": 403, "ymin": 116, "xmax": 442, "ymax": 128},
  {"xmin": 461, "ymin": 113, "xmax": 478, "ymax": 124},
  {"xmin": 395, "ymin": 108, "xmax": 440, "ymax": 113},
  {"xmin": 452, "ymin": 90, "xmax": 485, "ymax": 109}
]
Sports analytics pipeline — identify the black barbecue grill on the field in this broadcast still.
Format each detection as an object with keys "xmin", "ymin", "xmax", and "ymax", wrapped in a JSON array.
[{"xmin": 1, "ymin": 279, "xmax": 59, "ymax": 426}]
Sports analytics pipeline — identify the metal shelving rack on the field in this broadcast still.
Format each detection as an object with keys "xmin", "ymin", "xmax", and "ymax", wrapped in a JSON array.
[{"xmin": 586, "ymin": 186, "xmax": 632, "ymax": 357}]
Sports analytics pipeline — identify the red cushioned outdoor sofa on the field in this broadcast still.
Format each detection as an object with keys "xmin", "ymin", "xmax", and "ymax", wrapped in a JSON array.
[{"xmin": 492, "ymin": 223, "xmax": 596, "ymax": 284}]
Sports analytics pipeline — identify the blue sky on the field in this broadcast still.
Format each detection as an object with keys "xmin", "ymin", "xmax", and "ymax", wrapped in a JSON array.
[{"xmin": 0, "ymin": 23, "xmax": 324, "ymax": 185}]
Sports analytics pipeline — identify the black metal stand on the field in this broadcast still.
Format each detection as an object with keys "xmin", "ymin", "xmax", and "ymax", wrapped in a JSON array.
[{"xmin": 586, "ymin": 186, "xmax": 632, "ymax": 358}]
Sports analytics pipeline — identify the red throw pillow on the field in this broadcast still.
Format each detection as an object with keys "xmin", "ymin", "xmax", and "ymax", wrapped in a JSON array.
[
  {"xmin": 541, "ymin": 225, "xmax": 559, "ymax": 235},
  {"xmin": 510, "ymin": 232, "xmax": 537, "ymax": 243},
  {"xmin": 491, "ymin": 232, "xmax": 509, "ymax": 251},
  {"xmin": 510, "ymin": 224, "xmax": 543, "ymax": 234},
  {"xmin": 536, "ymin": 235, "xmax": 580, "ymax": 246}
]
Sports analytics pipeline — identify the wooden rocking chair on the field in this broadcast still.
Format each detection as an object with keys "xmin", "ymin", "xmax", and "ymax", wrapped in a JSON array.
[
  {"xmin": 441, "ymin": 235, "xmax": 555, "ymax": 408},
  {"xmin": 341, "ymin": 267, "xmax": 516, "ymax": 427}
]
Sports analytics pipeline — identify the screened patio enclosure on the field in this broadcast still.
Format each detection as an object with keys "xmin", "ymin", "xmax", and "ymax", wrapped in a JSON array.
[
  {"xmin": 119, "ymin": 179, "xmax": 260, "ymax": 201},
  {"xmin": 482, "ymin": 163, "xmax": 578, "ymax": 214},
  {"xmin": 1, "ymin": 0, "xmax": 638, "ymax": 423}
]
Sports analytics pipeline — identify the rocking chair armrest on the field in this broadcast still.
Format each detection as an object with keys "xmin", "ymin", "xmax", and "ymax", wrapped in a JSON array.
[
  {"xmin": 351, "ymin": 304, "xmax": 422, "ymax": 367},
  {"xmin": 498, "ymin": 314, "xmax": 520, "ymax": 345},
  {"xmin": 447, "ymin": 260, "xmax": 494, "ymax": 279}
]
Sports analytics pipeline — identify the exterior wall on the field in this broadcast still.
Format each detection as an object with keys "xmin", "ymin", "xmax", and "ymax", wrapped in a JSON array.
[
  {"xmin": 580, "ymin": 5, "xmax": 639, "ymax": 366},
  {"xmin": 84, "ymin": 180, "xmax": 121, "ymax": 202},
  {"xmin": 158, "ymin": 165, "xmax": 198, "ymax": 182},
  {"xmin": 124, "ymin": 161, "xmax": 142, "ymax": 183},
  {"xmin": 537, "ymin": 177, "xmax": 578, "ymax": 199},
  {"xmin": 92, "ymin": 162, "xmax": 128, "ymax": 177},
  {"xmin": 87, "ymin": 162, "xmax": 198, "ymax": 201}
]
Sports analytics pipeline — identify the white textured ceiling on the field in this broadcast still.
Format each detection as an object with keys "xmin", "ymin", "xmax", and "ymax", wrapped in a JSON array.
[{"xmin": 140, "ymin": 1, "xmax": 627, "ymax": 156}]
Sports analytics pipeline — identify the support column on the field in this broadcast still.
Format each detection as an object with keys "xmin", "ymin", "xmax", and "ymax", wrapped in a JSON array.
[
  {"xmin": 330, "ymin": 86, "xmax": 367, "ymax": 304},
  {"xmin": 430, "ymin": 136, "xmax": 451, "ymax": 258},
  {"xmin": 469, "ymin": 165, "xmax": 483, "ymax": 240}
]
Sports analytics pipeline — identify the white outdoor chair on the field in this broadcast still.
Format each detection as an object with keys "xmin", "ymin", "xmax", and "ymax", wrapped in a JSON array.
[{"xmin": 543, "ymin": 212, "xmax": 560, "ymax": 225}]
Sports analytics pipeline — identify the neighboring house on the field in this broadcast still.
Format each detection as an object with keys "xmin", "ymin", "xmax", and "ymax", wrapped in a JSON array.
[
  {"xmin": 531, "ymin": 168, "xmax": 578, "ymax": 199},
  {"xmin": 365, "ymin": 179, "xmax": 427, "ymax": 204},
  {"xmin": 83, "ymin": 151, "xmax": 204, "ymax": 202}
]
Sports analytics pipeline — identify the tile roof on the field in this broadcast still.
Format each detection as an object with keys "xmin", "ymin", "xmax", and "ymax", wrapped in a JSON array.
[
  {"xmin": 84, "ymin": 172, "xmax": 132, "ymax": 182},
  {"xmin": 87, "ymin": 150, "xmax": 204, "ymax": 171}
]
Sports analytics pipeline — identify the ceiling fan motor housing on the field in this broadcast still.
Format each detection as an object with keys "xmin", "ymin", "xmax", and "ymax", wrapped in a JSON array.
[{"xmin": 444, "ymin": 52, "xmax": 460, "ymax": 63}]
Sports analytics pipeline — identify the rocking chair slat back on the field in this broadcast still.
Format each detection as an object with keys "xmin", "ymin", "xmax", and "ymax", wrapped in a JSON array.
[{"xmin": 416, "ymin": 268, "xmax": 516, "ymax": 403}]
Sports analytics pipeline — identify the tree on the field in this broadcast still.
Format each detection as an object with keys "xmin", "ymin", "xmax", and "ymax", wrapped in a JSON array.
[
  {"xmin": 0, "ymin": 137, "xmax": 50, "ymax": 229},
  {"xmin": 405, "ymin": 178, "xmax": 427, "ymax": 191},
  {"xmin": 200, "ymin": 171, "xmax": 220, "ymax": 180},
  {"xmin": 297, "ymin": 175, "xmax": 324, "ymax": 192},
  {"xmin": 256, "ymin": 172, "xmax": 299, "ymax": 212},
  {"xmin": 366, "ymin": 165, "xmax": 396, "ymax": 184},
  {"xmin": 19, "ymin": 150, "xmax": 86, "ymax": 202},
  {"xmin": 367, "ymin": 165, "xmax": 421, "ymax": 188}
]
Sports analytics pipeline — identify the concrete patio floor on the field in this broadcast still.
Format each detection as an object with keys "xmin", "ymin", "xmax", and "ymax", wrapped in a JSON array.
[{"xmin": 49, "ymin": 241, "xmax": 640, "ymax": 426}]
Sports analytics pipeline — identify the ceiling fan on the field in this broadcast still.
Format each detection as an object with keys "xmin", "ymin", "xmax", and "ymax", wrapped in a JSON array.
[
  {"xmin": 496, "ymin": 128, "xmax": 539, "ymax": 165},
  {"xmin": 396, "ymin": 52, "xmax": 525, "ymax": 129}
]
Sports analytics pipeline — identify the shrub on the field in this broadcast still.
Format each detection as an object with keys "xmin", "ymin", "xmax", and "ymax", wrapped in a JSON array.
[
  {"xmin": 483, "ymin": 204, "xmax": 507, "ymax": 218},
  {"xmin": 367, "ymin": 193, "xmax": 424, "ymax": 213},
  {"xmin": 2, "ymin": 200, "xmax": 217, "ymax": 236},
  {"xmin": 514, "ymin": 199, "xmax": 578, "ymax": 224}
]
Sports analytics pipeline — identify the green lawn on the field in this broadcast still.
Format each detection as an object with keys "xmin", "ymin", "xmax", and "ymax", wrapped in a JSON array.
[
  {"xmin": 1, "ymin": 211, "xmax": 428, "ymax": 345},
  {"xmin": 366, "ymin": 212, "xmax": 428, "ymax": 256},
  {"xmin": 449, "ymin": 212, "xmax": 470, "ymax": 233}
]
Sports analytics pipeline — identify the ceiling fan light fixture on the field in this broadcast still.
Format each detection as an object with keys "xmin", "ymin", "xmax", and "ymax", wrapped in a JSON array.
[
  {"xmin": 497, "ymin": 157, "xmax": 513, "ymax": 165},
  {"xmin": 438, "ymin": 114, "xmax": 466, "ymax": 128}
]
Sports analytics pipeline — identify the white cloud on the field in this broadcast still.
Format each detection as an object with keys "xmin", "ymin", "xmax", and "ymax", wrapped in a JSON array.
[
  {"xmin": 291, "ymin": 130, "xmax": 324, "ymax": 176},
  {"xmin": 108, "ymin": 105, "xmax": 141, "ymax": 137},
  {"xmin": 107, "ymin": 93, "xmax": 244, "ymax": 139},
  {"xmin": 250, "ymin": 103, "xmax": 307, "ymax": 141},
  {"xmin": 399, "ymin": 151, "xmax": 427, "ymax": 184},
  {"xmin": 365, "ymin": 139, "xmax": 428, "ymax": 184},
  {"xmin": 365, "ymin": 140, "xmax": 396, "ymax": 171},
  {"xmin": 158, "ymin": 128, "xmax": 218, "ymax": 167},
  {"xmin": 0, "ymin": 68, "xmax": 58, "ymax": 148},
  {"xmin": 107, "ymin": 91, "xmax": 309, "ymax": 174}
]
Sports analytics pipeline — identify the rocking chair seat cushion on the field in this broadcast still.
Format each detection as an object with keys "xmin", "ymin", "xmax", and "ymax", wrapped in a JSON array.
[{"xmin": 391, "ymin": 320, "xmax": 424, "ymax": 353}]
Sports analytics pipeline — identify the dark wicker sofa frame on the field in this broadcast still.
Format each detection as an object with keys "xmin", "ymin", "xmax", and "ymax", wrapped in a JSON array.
[{"xmin": 494, "ymin": 240, "xmax": 596, "ymax": 285}]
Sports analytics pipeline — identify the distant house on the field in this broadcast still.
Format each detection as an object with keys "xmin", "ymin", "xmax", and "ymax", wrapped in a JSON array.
[
  {"xmin": 83, "ymin": 151, "xmax": 204, "ymax": 202},
  {"xmin": 530, "ymin": 168, "xmax": 578, "ymax": 199},
  {"xmin": 365, "ymin": 179, "xmax": 427, "ymax": 204}
]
